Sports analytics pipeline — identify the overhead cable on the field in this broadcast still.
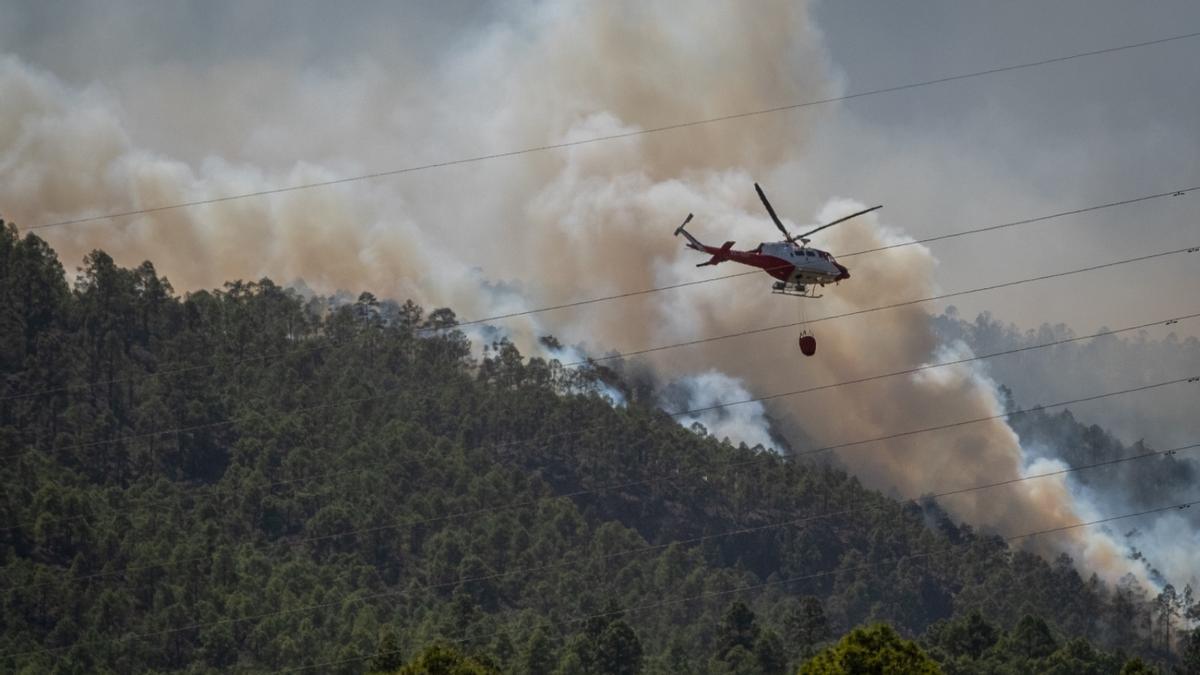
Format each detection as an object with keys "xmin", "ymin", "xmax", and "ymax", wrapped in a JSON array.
[
  {"xmin": 6, "ymin": 310, "xmax": 1191, "ymax": 537},
  {"xmin": 5, "ymin": 245, "xmax": 1193, "ymax": 462},
  {"xmin": 4, "ymin": 188, "xmax": 1192, "ymax": 403},
  {"xmin": 9, "ymin": 441, "xmax": 1197, "ymax": 659},
  {"xmin": 275, "ymin": 496, "xmax": 1200, "ymax": 672},
  {"xmin": 8, "ymin": 367, "xmax": 1195, "ymax": 593},
  {"xmin": 22, "ymin": 32, "xmax": 1200, "ymax": 232}
]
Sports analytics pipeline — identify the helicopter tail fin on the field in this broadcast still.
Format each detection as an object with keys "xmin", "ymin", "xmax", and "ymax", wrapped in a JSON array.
[
  {"xmin": 697, "ymin": 241, "xmax": 736, "ymax": 267},
  {"xmin": 674, "ymin": 214, "xmax": 706, "ymax": 251}
]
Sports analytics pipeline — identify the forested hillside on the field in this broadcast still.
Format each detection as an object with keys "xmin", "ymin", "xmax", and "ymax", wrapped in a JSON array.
[{"xmin": 1, "ymin": 221, "xmax": 1196, "ymax": 673}]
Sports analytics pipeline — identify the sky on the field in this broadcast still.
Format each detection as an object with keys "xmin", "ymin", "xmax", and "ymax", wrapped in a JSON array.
[
  {"xmin": 2, "ymin": 0, "xmax": 1198, "ymax": 588},
  {"xmin": 3, "ymin": 0, "xmax": 1196, "ymax": 331},
  {"xmin": 811, "ymin": 0, "xmax": 1200, "ymax": 330}
]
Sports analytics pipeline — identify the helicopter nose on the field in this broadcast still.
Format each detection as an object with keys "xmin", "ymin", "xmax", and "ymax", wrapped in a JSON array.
[{"xmin": 835, "ymin": 263, "xmax": 850, "ymax": 280}]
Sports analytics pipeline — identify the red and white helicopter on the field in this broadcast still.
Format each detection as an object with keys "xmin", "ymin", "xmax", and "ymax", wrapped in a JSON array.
[{"xmin": 674, "ymin": 183, "xmax": 881, "ymax": 355}]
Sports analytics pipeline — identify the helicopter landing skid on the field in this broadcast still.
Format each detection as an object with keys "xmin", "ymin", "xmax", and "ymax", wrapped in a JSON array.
[{"xmin": 771, "ymin": 282, "xmax": 822, "ymax": 299}]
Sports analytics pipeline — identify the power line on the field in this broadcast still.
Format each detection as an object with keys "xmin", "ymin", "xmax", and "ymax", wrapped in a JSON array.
[
  {"xmin": 6, "ymin": 310, "xmax": 1190, "ymax": 538},
  {"xmin": 21, "ymin": 32, "xmax": 1200, "ymax": 232},
  {"xmin": 9, "ymin": 429, "xmax": 1196, "ymax": 660},
  {"xmin": 786, "ymin": 377, "xmax": 1194, "ymax": 461},
  {"xmin": 8, "ymin": 365, "xmax": 1195, "ymax": 594},
  {"xmin": 4, "ymin": 262, "xmax": 1193, "ymax": 591},
  {"xmin": 452, "ymin": 186, "xmax": 1197, "ymax": 329},
  {"xmin": 2, "ymin": 310, "xmax": 1191, "ymax": 628},
  {"xmin": 279, "ymin": 445, "xmax": 1200, "ymax": 608},
  {"xmin": 278, "ymin": 496, "xmax": 1200, "ymax": 672},
  {"xmin": 12, "ymin": 289, "xmax": 1194, "ymax": 655},
  {"xmin": 5, "ymin": 244, "xmax": 1192, "ymax": 463},
  {"xmin": 4, "ymin": 255, "xmax": 1193, "ymax": 588},
  {"xmin": 556, "ymin": 500, "xmax": 1200, "ymax": 633},
  {"xmin": 576, "ymin": 246, "xmax": 1197, "ymax": 367},
  {"xmin": 6, "ymin": 185, "xmax": 1193, "ymax": 404}
]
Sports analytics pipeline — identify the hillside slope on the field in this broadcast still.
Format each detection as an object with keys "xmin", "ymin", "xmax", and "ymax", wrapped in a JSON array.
[{"xmin": 0, "ymin": 223, "xmax": 1191, "ymax": 673}]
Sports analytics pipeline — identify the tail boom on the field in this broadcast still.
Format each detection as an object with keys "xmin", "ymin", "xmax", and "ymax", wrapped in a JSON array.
[
  {"xmin": 697, "ymin": 241, "xmax": 736, "ymax": 266},
  {"xmin": 674, "ymin": 213, "xmax": 739, "ymax": 266}
]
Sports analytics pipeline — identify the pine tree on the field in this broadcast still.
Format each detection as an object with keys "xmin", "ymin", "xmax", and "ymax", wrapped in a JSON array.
[{"xmin": 800, "ymin": 624, "xmax": 939, "ymax": 674}]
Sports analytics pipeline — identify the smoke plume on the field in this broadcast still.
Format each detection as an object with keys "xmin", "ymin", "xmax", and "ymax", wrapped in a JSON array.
[{"xmin": 1, "ymin": 0, "xmax": 1186, "ymax": 587}]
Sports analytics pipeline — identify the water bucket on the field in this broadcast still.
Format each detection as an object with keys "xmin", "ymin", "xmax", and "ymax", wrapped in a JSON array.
[{"xmin": 798, "ymin": 335, "xmax": 817, "ymax": 356}]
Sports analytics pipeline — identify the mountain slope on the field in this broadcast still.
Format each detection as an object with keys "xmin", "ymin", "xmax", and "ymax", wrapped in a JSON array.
[{"xmin": 0, "ymin": 223, "xmax": 1190, "ymax": 673}]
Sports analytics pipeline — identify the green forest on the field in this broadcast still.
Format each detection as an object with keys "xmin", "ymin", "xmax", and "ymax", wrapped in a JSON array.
[{"xmin": 2, "ymin": 220, "xmax": 1198, "ymax": 673}]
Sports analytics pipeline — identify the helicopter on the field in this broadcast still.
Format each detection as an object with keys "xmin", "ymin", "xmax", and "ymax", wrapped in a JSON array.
[{"xmin": 674, "ymin": 183, "xmax": 881, "ymax": 355}]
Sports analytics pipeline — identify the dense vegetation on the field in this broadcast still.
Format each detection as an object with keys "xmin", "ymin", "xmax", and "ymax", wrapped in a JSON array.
[{"xmin": 1, "ymin": 221, "xmax": 1196, "ymax": 673}]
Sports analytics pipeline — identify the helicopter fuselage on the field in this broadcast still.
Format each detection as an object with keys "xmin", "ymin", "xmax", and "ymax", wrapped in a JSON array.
[{"xmin": 689, "ymin": 239, "xmax": 849, "ymax": 286}]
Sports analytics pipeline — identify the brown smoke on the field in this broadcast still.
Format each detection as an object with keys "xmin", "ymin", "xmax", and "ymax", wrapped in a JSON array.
[{"xmin": 0, "ymin": 2, "xmax": 1147, "ymax": 582}]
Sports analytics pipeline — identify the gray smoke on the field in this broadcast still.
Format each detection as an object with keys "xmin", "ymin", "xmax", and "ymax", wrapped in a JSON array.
[
  {"xmin": 937, "ymin": 309, "xmax": 1200, "ymax": 450},
  {"xmin": 2, "ymin": 0, "xmax": 1191, "ymax": 588}
]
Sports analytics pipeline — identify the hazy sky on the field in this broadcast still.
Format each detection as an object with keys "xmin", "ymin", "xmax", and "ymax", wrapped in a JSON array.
[
  {"xmin": 3, "ymin": 0, "xmax": 1195, "ymax": 334},
  {"xmin": 811, "ymin": 0, "xmax": 1200, "ymax": 331}
]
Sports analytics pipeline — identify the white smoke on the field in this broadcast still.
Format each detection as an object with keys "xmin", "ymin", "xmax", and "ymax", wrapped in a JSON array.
[
  {"xmin": 0, "ymin": 0, "xmax": 1190, "ymax": 588},
  {"xmin": 1022, "ymin": 445, "xmax": 1198, "ymax": 592},
  {"xmin": 664, "ymin": 371, "xmax": 778, "ymax": 452}
]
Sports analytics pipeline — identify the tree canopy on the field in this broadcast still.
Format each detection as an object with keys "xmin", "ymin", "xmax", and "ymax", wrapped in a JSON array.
[
  {"xmin": 0, "ymin": 223, "xmax": 1193, "ymax": 673},
  {"xmin": 800, "ymin": 624, "xmax": 940, "ymax": 674}
]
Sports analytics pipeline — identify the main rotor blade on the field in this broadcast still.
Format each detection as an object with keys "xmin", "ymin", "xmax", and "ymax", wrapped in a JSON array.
[
  {"xmin": 797, "ymin": 204, "xmax": 883, "ymax": 241},
  {"xmin": 755, "ymin": 183, "xmax": 793, "ymax": 241}
]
